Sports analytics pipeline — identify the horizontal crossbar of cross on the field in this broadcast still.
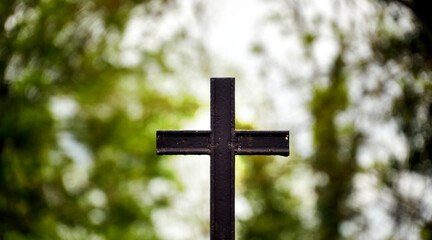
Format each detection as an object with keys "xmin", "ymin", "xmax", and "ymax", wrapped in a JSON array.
[{"xmin": 156, "ymin": 130, "xmax": 289, "ymax": 156}]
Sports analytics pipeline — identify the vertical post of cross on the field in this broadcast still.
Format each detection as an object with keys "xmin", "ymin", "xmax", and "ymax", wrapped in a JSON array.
[{"xmin": 210, "ymin": 78, "xmax": 235, "ymax": 239}]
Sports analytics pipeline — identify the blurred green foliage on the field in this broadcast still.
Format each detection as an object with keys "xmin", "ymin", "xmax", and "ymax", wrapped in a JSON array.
[
  {"xmin": 239, "ymin": 0, "xmax": 432, "ymax": 239},
  {"xmin": 0, "ymin": 0, "xmax": 199, "ymax": 239},
  {"xmin": 2, "ymin": 0, "xmax": 432, "ymax": 239},
  {"xmin": 236, "ymin": 122, "xmax": 311, "ymax": 240},
  {"xmin": 310, "ymin": 44, "xmax": 361, "ymax": 240},
  {"xmin": 373, "ymin": 0, "xmax": 432, "ymax": 238}
]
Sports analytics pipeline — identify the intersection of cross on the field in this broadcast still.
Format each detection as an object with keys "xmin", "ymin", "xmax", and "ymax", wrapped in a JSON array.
[{"xmin": 156, "ymin": 78, "xmax": 289, "ymax": 240}]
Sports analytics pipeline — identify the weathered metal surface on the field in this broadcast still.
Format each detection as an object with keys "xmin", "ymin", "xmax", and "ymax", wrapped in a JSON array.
[
  {"xmin": 156, "ymin": 130, "xmax": 211, "ymax": 155},
  {"xmin": 235, "ymin": 130, "xmax": 290, "ymax": 156},
  {"xmin": 156, "ymin": 130, "xmax": 290, "ymax": 156},
  {"xmin": 155, "ymin": 77, "xmax": 290, "ymax": 240},
  {"xmin": 210, "ymin": 78, "xmax": 235, "ymax": 240}
]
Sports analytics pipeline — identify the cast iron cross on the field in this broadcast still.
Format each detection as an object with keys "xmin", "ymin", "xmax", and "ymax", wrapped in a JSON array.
[{"xmin": 156, "ymin": 78, "xmax": 289, "ymax": 240}]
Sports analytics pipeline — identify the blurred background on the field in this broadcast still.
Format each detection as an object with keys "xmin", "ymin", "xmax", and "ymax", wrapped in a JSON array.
[{"xmin": 1, "ymin": 0, "xmax": 431, "ymax": 239}]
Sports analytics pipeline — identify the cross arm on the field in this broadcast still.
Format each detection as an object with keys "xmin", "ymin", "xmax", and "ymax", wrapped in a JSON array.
[
  {"xmin": 234, "ymin": 130, "xmax": 290, "ymax": 156},
  {"xmin": 156, "ymin": 130, "xmax": 211, "ymax": 155}
]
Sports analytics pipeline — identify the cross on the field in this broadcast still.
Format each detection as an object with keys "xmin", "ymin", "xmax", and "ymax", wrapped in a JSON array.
[{"xmin": 156, "ymin": 78, "xmax": 289, "ymax": 240}]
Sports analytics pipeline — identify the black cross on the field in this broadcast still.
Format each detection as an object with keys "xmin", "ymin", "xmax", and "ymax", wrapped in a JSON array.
[{"xmin": 156, "ymin": 78, "xmax": 289, "ymax": 240}]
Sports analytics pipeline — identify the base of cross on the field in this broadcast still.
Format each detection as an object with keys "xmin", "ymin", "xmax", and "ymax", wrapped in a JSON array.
[{"xmin": 156, "ymin": 78, "xmax": 289, "ymax": 240}]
